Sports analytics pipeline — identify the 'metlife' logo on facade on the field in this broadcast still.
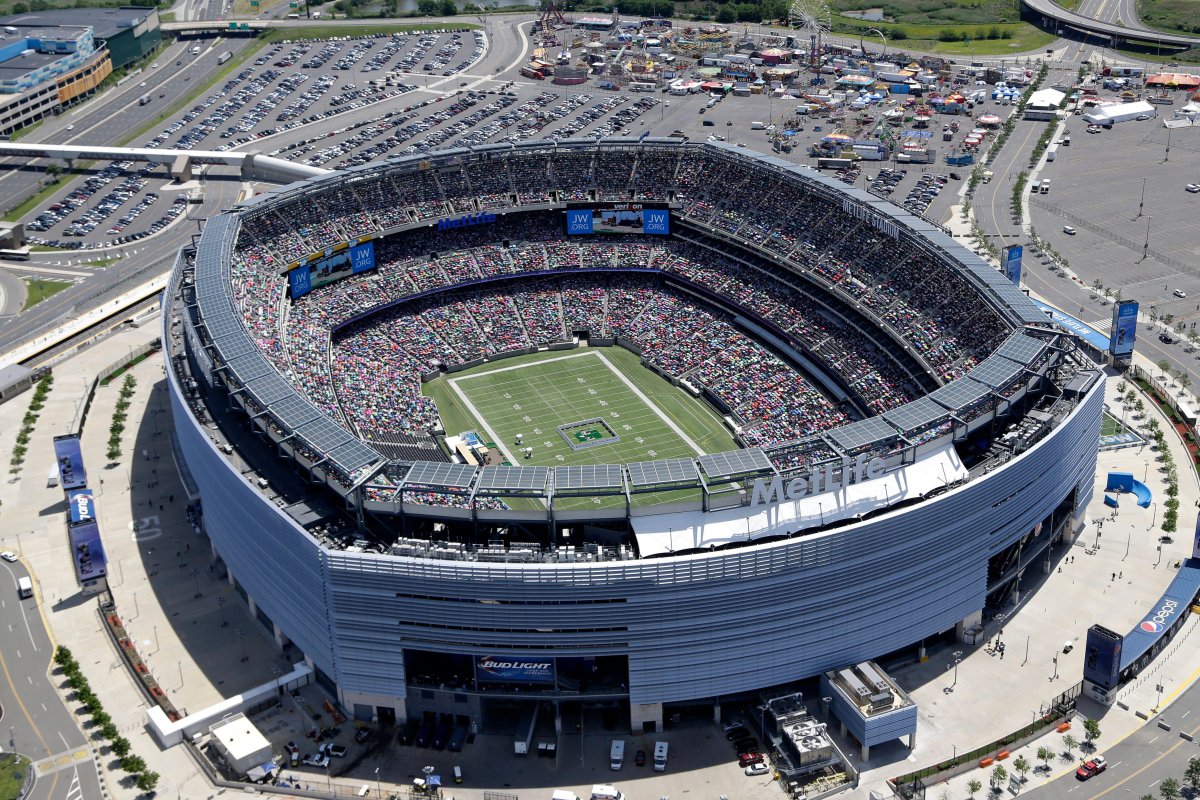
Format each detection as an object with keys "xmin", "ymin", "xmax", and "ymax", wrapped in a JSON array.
[{"xmin": 437, "ymin": 212, "xmax": 497, "ymax": 232}]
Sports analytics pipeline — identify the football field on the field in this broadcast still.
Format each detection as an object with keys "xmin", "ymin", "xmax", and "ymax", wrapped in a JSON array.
[{"xmin": 423, "ymin": 347, "xmax": 738, "ymax": 468}]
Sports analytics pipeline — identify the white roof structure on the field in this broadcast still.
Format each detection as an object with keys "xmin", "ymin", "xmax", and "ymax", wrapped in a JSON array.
[
  {"xmin": 1027, "ymin": 88, "xmax": 1065, "ymax": 108},
  {"xmin": 208, "ymin": 713, "xmax": 272, "ymax": 775},
  {"xmin": 1084, "ymin": 100, "xmax": 1156, "ymax": 124},
  {"xmin": 632, "ymin": 445, "xmax": 968, "ymax": 557}
]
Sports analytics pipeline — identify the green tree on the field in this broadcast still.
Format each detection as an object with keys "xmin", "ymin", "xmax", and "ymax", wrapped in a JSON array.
[
  {"xmin": 991, "ymin": 764, "xmax": 1008, "ymax": 788},
  {"xmin": 967, "ymin": 779, "xmax": 982, "ymax": 799},
  {"xmin": 1063, "ymin": 733, "xmax": 1077, "ymax": 755},
  {"xmin": 416, "ymin": 0, "xmax": 438, "ymax": 10},
  {"xmin": 136, "ymin": 771, "xmax": 159, "ymax": 792},
  {"xmin": 716, "ymin": 6, "xmax": 735, "ymax": 21},
  {"xmin": 1160, "ymin": 777, "xmax": 1179, "ymax": 800},
  {"xmin": 439, "ymin": 0, "xmax": 457, "ymax": 12},
  {"xmin": 1036, "ymin": 745, "xmax": 1053, "ymax": 771},
  {"xmin": 110, "ymin": 737, "xmax": 131, "ymax": 757},
  {"xmin": 1082, "ymin": 718, "xmax": 1101, "ymax": 747},
  {"xmin": 1184, "ymin": 756, "xmax": 1200, "ymax": 791},
  {"xmin": 1012, "ymin": 755, "xmax": 1030, "ymax": 782},
  {"xmin": 120, "ymin": 753, "xmax": 146, "ymax": 774},
  {"xmin": 10, "ymin": 1, "xmax": 29, "ymax": 11}
]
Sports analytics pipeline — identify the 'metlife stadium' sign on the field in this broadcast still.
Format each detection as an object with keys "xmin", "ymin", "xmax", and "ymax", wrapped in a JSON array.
[{"xmin": 750, "ymin": 454, "xmax": 887, "ymax": 507}]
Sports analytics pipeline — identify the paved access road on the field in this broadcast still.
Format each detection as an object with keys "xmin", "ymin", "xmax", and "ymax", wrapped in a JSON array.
[
  {"xmin": 1023, "ymin": 679, "xmax": 1200, "ymax": 798},
  {"xmin": 0, "ymin": 560, "xmax": 102, "ymax": 800}
]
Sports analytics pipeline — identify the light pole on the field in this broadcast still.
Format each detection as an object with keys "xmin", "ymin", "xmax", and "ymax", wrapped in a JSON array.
[
  {"xmin": 236, "ymin": 627, "xmax": 248, "ymax": 662},
  {"xmin": 1135, "ymin": 175, "xmax": 1146, "ymax": 219},
  {"xmin": 1139, "ymin": 215, "xmax": 1151, "ymax": 262},
  {"xmin": 1164, "ymin": 125, "xmax": 1172, "ymax": 162},
  {"xmin": 375, "ymin": 766, "xmax": 382, "ymax": 798},
  {"xmin": 1051, "ymin": 654, "xmax": 1058, "ymax": 681},
  {"xmin": 948, "ymin": 650, "xmax": 963, "ymax": 690},
  {"xmin": 1148, "ymin": 502, "xmax": 1157, "ymax": 530}
]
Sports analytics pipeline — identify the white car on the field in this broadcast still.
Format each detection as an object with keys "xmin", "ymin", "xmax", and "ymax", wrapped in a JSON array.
[
  {"xmin": 1186, "ymin": 184, "xmax": 1200, "ymax": 193},
  {"xmin": 1173, "ymin": 290, "xmax": 1187, "ymax": 298},
  {"xmin": 1063, "ymin": 225, "xmax": 1077, "ymax": 235},
  {"xmin": 0, "ymin": 551, "xmax": 17, "ymax": 562},
  {"xmin": 745, "ymin": 762, "xmax": 771, "ymax": 776},
  {"xmin": 301, "ymin": 753, "xmax": 329, "ymax": 768},
  {"xmin": 1135, "ymin": 114, "xmax": 1152, "ymax": 120}
]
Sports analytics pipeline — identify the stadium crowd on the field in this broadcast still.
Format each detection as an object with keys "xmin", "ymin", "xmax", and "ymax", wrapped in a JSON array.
[{"xmin": 226, "ymin": 145, "xmax": 1013, "ymax": 475}]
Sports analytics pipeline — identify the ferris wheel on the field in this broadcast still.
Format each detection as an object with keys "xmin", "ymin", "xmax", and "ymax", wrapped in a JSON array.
[{"xmin": 788, "ymin": 0, "xmax": 833, "ymax": 60}]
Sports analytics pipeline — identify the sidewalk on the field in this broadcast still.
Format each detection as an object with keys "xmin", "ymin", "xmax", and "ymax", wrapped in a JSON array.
[{"xmin": 0, "ymin": 323, "xmax": 285, "ymax": 800}]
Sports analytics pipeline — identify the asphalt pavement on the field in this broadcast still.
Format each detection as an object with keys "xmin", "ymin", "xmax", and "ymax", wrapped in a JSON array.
[{"xmin": 0, "ymin": 559, "xmax": 103, "ymax": 800}]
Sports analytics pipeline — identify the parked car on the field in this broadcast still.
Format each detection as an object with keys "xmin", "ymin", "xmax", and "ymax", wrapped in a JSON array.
[
  {"xmin": 635, "ymin": 749, "xmax": 646, "ymax": 767},
  {"xmin": 1063, "ymin": 225, "xmax": 1076, "ymax": 235},
  {"xmin": 738, "ymin": 752, "xmax": 764, "ymax": 768},
  {"xmin": 0, "ymin": 551, "xmax": 16, "ymax": 562},
  {"xmin": 302, "ymin": 753, "xmax": 330, "ymax": 768},
  {"xmin": 745, "ymin": 762, "xmax": 771, "ymax": 776}
]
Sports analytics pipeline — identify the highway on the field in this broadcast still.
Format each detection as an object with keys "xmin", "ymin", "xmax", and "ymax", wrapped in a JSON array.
[{"xmin": 0, "ymin": 559, "xmax": 102, "ymax": 800}]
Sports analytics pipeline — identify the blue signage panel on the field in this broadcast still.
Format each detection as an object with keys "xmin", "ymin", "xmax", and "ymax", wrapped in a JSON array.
[
  {"xmin": 67, "ymin": 489, "xmax": 95, "ymax": 524},
  {"xmin": 52, "ymin": 434, "xmax": 87, "ymax": 491},
  {"xmin": 566, "ymin": 209, "xmax": 593, "ymax": 235},
  {"xmin": 1194, "ymin": 511, "xmax": 1200, "ymax": 560},
  {"xmin": 288, "ymin": 264, "xmax": 312, "ymax": 299},
  {"xmin": 1083, "ymin": 624, "xmax": 1122, "ymax": 690},
  {"xmin": 1110, "ymin": 300, "xmax": 1138, "ymax": 358},
  {"xmin": 68, "ymin": 520, "xmax": 107, "ymax": 585},
  {"xmin": 643, "ymin": 208, "xmax": 671, "ymax": 236},
  {"xmin": 1003, "ymin": 244, "xmax": 1023, "ymax": 287},
  {"xmin": 475, "ymin": 655, "xmax": 555, "ymax": 683}
]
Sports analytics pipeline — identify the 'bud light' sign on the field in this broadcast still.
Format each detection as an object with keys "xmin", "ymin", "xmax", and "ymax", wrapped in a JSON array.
[
  {"xmin": 475, "ymin": 655, "xmax": 555, "ymax": 683},
  {"xmin": 68, "ymin": 490, "xmax": 96, "ymax": 524}
]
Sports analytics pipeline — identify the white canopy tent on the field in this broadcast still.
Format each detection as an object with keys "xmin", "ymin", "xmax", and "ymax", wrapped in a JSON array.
[
  {"xmin": 1084, "ymin": 100, "xmax": 1156, "ymax": 125},
  {"xmin": 632, "ymin": 444, "xmax": 968, "ymax": 557}
]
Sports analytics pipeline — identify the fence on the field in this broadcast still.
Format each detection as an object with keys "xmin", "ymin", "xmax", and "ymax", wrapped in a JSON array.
[{"xmin": 891, "ymin": 682, "xmax": 1081, "ymax": 799}]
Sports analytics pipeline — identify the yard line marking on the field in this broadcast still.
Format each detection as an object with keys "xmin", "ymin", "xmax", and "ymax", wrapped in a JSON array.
[
  {"xmin": 445, "ymin": 379, "xmax": 518, "ymax": 465},
  {"xmin": 592, "ymin": 350, "xmax": 705, "ymax": 456}
]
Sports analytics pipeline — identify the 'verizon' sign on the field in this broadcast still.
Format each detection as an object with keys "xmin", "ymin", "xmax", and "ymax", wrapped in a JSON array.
[{"xmin": 750, "ymin": 454, "xmax": 887, "ymax": 508}]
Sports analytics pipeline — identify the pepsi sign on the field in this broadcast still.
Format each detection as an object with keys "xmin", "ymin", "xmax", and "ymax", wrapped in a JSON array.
[
  {"xmin": 68, "ymin": 490, "xmax": 96, "ymax": 524},
  {"xmin": 1139, "ymin": 599, "xmax": 1179, "ymax": 633},
  {"xmin": 475, "ymin": 655, "xmax": 554, "ymax": 683}
]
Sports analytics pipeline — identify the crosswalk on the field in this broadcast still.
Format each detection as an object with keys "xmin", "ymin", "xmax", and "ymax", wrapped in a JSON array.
[{"xmin": 64, "ymin": 766, "xmax": 84, "ymax": 800}]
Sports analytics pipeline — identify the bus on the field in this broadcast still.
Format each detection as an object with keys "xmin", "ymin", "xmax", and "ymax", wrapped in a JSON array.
[{"xmin": 0, "ymin": 248, "xmax": 30, "ymax": 261}]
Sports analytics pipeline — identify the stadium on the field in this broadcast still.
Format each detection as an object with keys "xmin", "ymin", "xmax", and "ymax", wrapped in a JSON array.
[{"xmin": 166, "ymin": 138, "xmax": 1102, "ymax": 742}]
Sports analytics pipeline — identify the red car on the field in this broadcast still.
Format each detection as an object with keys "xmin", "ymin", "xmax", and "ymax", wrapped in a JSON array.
[
  {"xmin": 635, "ymin": 750, "xmax": 646, "ymax": 767},
  {"xmin": 738, "ymin": 752, "xmax": 764, "ymax": 768},
  {"xmin": 1076, "ymin": 755, "xmax": 1107, "ymax": 780}
]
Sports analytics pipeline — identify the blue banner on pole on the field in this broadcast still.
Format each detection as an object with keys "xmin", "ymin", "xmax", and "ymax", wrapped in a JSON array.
[
  {"xmin": 1003, "ymin": 244, "xmax": 1023, "ymax": 287},
  {"xmin": 1110, "ymin": 300, "xmax": 1138, "ymax": 358}
]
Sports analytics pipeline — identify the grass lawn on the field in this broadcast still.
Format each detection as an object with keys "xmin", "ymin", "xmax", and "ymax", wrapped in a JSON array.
[
  {"xmin": 1132, "ymin": 0, "xmax": 1200, "ymax": 37},
  {"xmin": 1101, "ymin": 411, "xmax": 1130, "ymax": 437},
  {"xmin": 832, "ymin": 17, "xmax": 1056, "ymax": 55},
  {"xmin": 23, "ymin": 278, "xmax": 73, "ymax": 311},
  {"xmin": 0, "ymin": 753, "xmax": 31, "ymax": 799}
]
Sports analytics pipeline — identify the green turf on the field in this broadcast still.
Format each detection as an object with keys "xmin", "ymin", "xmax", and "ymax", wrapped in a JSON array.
[
  {"xmin": 424, "ymin": 347, "xmax": 738, "ymax": 469},
  {"xmin": 0, "ymin": 753, "xmax": 31, "ymax": 800},
  {"xmin": 1100, "ymin": 411, "xmax": 1133, "ymax": 438}
]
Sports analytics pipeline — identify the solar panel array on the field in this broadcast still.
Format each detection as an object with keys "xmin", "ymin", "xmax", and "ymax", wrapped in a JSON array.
[
  {"xmin": 477, "ymin": 466, "xmax": 550, "ymax": 492},
  {"xmin": 554, "ymin": 464, "xmax": 625, "ymax": 490},
  {"xmin": 829, "ymin": 416, "xmax": 903, "ymax": 453},
  {"xmin": 968, "ymin": 353, "xmax": 1025, "ymax": 390},
  {"xmin": 403, "ymin": 461, "xmax": 477, "ymax": 489},
  {"xmin": 698, "ymin": 449, "xmax": 772, "ymax": 478},
  {"xmin": 627, "ymin": 458, "xmax": 697, "ymax": 487}
]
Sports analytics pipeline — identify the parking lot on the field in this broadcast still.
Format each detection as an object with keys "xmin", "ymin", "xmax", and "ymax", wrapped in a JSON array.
[
  {"xmin": 240, "ymin": 691, "xmax": 796, "ymax": 799},
  {"xmin": 20, "ymin": 29, "xmax": 485, "ymax": 251}
]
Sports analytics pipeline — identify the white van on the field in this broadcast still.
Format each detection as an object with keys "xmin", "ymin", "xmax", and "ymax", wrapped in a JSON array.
[
  {"xmin": 191, "ymin": 45, "xmax": 202, "ymax": 54},
  {"xmin": 750, "ymin": 120, "xmax": 766, "ymax": 130},
  {"xmin": 17, "ymin": 576, "xmax": 33, "ymax": 599},
  {"xmin": 653, "ymin": 741, "xmax": 668, "ymax": 771},
  {"xmin": 609, "ymin": 739, "xmax": 624, "ymax": 770},
  {"xmin": 591, "ymin": 785, "xmax": 624, "ymax": 800}
]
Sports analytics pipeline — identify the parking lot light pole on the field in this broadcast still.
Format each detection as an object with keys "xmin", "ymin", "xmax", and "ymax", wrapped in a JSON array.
[
  {"xmin": 1139, "ymin": 216, "xmax": 1151, "ymax": 263},
  {"xmin": 1135, "ymin": 176, "xmax": 1147, "ymax": 219}
]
